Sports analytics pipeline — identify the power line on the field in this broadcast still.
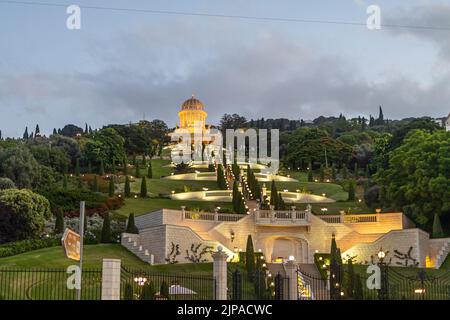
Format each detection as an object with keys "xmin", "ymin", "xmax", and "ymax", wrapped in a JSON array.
[{"xmin": 1, "ymin": 0, "xmax": 450, "ymax": 31}]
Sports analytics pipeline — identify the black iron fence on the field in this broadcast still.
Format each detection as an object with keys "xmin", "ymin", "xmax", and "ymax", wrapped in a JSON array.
[
  {"xmin": 120, "ymin": 266, "xmax": 215, "ymax": 300},
  {"xmin": 298, "ymin": 264, "xmax": 450, "ymax": 301},
  {"xmin": 228, "ymin": 268, "xmax": 290, "ymax": 300},
  {"xmin": 0, "ymin": 268, "xmax": 102, "ymax": 300}
]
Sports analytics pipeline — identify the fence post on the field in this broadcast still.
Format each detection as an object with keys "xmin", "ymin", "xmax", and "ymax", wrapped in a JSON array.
[
  {"xmin": 212, "ymin": 246, "xmax": 228, "ymax": 300},
  {"xmin": 101, "ymin": 259, "xmax": 121, "ymax": 300},
  {"xmin": 284, "ymin": 260, "xmax": 298, "ymax": 300}
]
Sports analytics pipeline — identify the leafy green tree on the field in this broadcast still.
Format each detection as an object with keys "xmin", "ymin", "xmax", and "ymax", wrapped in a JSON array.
[
  {"xmin": 100, "ymin": 213, "xmax": 112, "ymax": 243},
  {"xmin": 108, "ymin": 177, "xmax": 115, "ymax": 197},
  {"xmin": 160, "ymin": 281, "xmax": 170, "ymax": 300},
  {"xmin": 0, "ymin": 177, "xmax": 15, "ymax": 190},
  {"xmin": 432, "ymin": 213, "xmax": 445, "ymax": 238},
  {"xmin": 54, "ymin": 208, "xmax": 64, "ymax": 234},
  {"xmin": 126, "ymin": 213, "xmax": 139, "ymax": 234},
  {"xmin": 376, "ymin": 130, "xmax": 450, "ymax": 228},
  {"xmin": 83, "ymin": 127, "xmax": 126, "ymax": 166},
  {"xmin": 0, "ymin": 146, "xmax": 41, "ymax": 189},
  {"xmin": 0, "ymin": 189, "xmax": 52, "ymax": 243},
  {"xmin": 140, "ymin": 177, "xmax": 147, "ymax": 198},
  {"xmin": 60, "ymin": 124, "xmax": 83, "ymax": 138},
  {"xmin": 245, "ymin": 235, "xmax": 255, "ymax": 280},
  {"xmin": 124, "ymin": 175, "xmax": 131, "ymax": 198}
]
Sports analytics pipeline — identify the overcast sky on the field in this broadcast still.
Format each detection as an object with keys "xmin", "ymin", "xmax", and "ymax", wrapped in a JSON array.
[{"xmin": 0, "ymin": 0, "xmax": 450, "ymax": 137}]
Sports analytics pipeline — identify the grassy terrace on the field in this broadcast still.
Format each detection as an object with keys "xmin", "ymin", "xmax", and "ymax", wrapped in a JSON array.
[{"xmin": 113, "ymin": 198, "xmax": 232, "ymax": 218}]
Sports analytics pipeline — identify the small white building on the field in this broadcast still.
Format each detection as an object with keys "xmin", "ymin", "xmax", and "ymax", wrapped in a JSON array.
[{"xmin": 435, "ymin": 113, "xmax": 450, "ymax": 131}]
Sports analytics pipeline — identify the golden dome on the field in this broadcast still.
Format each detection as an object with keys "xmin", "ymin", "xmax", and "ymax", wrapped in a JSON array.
[{"xmin": 181, "ymin": 95, "xmax": 204, "ymax": 111}]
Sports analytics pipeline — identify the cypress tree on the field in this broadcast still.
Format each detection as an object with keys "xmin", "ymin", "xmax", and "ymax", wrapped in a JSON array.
[
  {"xmin": 99, "ymin": 160, "xmax": 105, "ymax": 176},
  {"xmin": 147, "ymin": 161, "xmax": 152, "ymax": 179},
  {"xmin": 348, "ymin": 180, "xmax": 356, "ymax": 201},
  {"xmin": 126, "ymin": 213, "xmax": 138, "ymax": 234},
  {"xmin": 342, "ymin": 166, "xmax": 348, "ymax": 180},
  {"xmin": 432, "ymin": 213, "xmax": 445, "ymax": 238},
  {"xmin": 346, "ymin": 258, "xmax": 355, "ymax": 299},
  {"xmin": 135, "ymin": 163, "xmax": 140, "ymax": 178},
  {"xmin": 142, "ymin": 155, "xmax": 147, "ymax": 167},
  {"xmin": 331, "ymin": 164, "xmax": 337, "ymax": 181},
  {"xmin": 354, "ymin": 274, "xmax": 363, "ymax": 300},
  {"xmin": 124, "ymin": 175, "xmax": 131, "ymax": 197},
  {"xmin": 307, "ymin": 167, "xmax": 313, "ymax": 182},
  {"xmin": 269, "ymin": 180, "xmax": 277, "ymax": 207},
  {"xmin": 77, "ymin": 177, "xmax": 83, "ymax": 189},
  {"xmin": 101, "ymin": 213, "xmax": 112, "ymax": 243},
  {"xmin": 62, "ymin": 175, "xmax": 68, "ymax": 190},
  {"xmin": 245, "ymin": 235, "xmax": 256, "ymax": 280},
  {"xmin": 75, "ymin": 159, "xmax": 80, "ymax": 176},
  {"xmin": 123, "ymin": 159, "xmax": 128, "ymax": 175},
  {"xmin": 365, "ymin": 164, "xmax": 370, "ymax": 179},
  {"xmin": 92, "ymin": 175, "xmax": 99, "ymax": 192},
  {"xmin": 140, "ymin": 176, "xmax": 147, "ymax": 198},
  {"xmin": 52, "ymin": 128, "xmax": 57, "ymax": 135},
  {"xmin": 354, "ymin": 163, "xmax": 359, "ymax": 179},
  {"xmin": 54, "ymin": 208, "xmax": 64, "ymax": 234},
  {"xmin": 140, "ymin": 281, "xmax": 156, "ymax": 300},
  {"xmin": 277, "ymin": 192, "xmax": 285, "ymax": 210},
  {"xmin": 217, "ymin": 165, "xmax": 227, "ymax": 190},
  {"xmin": 160, "ymin": 281, "xmax": 170, "ymax": 300},
  {"xmin": 123, "ymin": 283, "xmax": 134, "ymax": 300},
  {"xmin": 23, "ymin": 126, "xmax": 29, "ymax": 139},
  {"xmin": 319, "ymin": 164, "xmax": 325, "ymax": 182},
  {"xmin": 232, "ymin": 181, "xmax": 240, "ymax": 213},
  {"xmin": 87, "ymin": 161, "xmax": 92, "ymax": 174},
  {"xmin": 108, "ymin": 176, "xmax": 115, "ymax": 197},
  {"xmin": 111, "ymin": 160, "xmax": 116, "ymax": 174}
]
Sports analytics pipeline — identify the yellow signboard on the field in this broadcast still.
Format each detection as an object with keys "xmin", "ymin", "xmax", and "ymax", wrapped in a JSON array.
[{"xmin": 62, "ymin": 228, "xmax": 81, "ymax": 261}]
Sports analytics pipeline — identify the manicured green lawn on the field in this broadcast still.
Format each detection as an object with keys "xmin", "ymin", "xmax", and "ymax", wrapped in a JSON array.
[
  {"xmin": 0, "ymin": 244, "xmax": 147, "ymax": 269},
  {"xmin": 147, "ymin": 159, "xmax": 173, "ymax": 178},
  {"xmin": 262, "ymin": 181, "xmax": 349, "ymax": 201},
  {"xmin": 129, "ymin": 178, "xmax": 219, "ymax": 196},
  {"xmin": 113, "ymin": 198, "xmax": 232, "ymax": 217}
]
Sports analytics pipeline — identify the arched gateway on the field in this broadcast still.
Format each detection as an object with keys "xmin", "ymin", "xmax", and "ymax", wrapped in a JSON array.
[{"xmin": 259, "ymin": 236, "xmax": 309, "ymax": 264}]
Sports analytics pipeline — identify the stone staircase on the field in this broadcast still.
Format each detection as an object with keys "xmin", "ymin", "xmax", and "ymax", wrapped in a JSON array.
[
  {"xmin": 435, "ymin": 240, "xmax": 450, "ymax": 269},
  {"xmin": 121, "ymin": 233, "xmax": 154, "ymax": 264}
]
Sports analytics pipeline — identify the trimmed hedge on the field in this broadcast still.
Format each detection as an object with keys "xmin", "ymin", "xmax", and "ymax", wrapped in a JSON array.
[{"xmin": 0, "ymin": 238, "xmax": 60, "ymax": 258}]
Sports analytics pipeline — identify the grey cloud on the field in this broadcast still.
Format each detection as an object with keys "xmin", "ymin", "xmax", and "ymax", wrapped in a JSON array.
[{"xmin": 1, "ymin": 19, "xmax": 450, "ymax": 137}]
